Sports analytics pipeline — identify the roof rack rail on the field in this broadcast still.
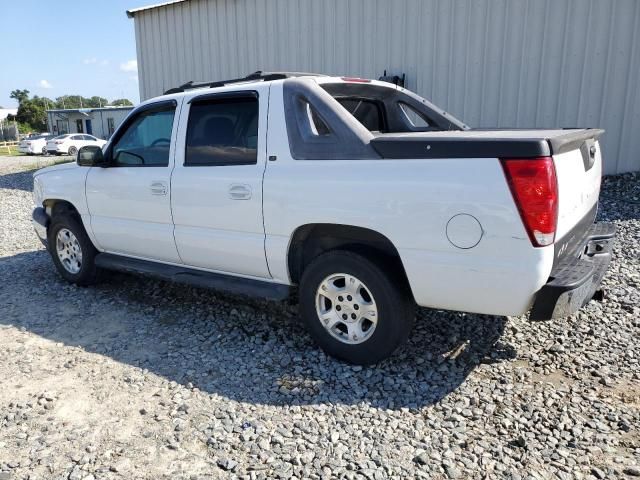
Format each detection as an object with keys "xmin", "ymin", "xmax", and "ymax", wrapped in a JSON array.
[{"xmin": 164, "ymin": 71, "xmax": 326, "ymax": 94}]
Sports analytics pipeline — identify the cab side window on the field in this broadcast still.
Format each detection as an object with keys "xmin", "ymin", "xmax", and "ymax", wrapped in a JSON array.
[
  {"xmin": 111, "ymin": 104, "xmax": 175, "ymax": 167},
  {"xmin": 185, "ymin": 95, "xmax": 258, "ymax": 166}
]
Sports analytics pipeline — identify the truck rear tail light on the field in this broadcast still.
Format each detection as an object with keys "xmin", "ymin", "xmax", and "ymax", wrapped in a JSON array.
[{"xmin": 501, "ymin": 156, "xmax": 558, "ymax": 247}]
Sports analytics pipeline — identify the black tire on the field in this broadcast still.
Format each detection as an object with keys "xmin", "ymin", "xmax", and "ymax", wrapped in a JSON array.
[
  {"xmin": 68, "ymin": 146, "xmax": 78, "ymax": 156},
  {"xmin": 41, "ymin": 146, "xmax": 47, "ymax": 155},
  {"xmin": 299, "ymin": 250, "xmax": 415, "ymax": 365},
  {"xmin": 47, "ymin": 214, "xmax": 99, "ymax": 286}
]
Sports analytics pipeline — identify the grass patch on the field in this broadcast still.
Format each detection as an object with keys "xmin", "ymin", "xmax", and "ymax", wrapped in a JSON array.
[
  {"xmin": 25, "ymin": 157, "xmax": 73, "ymax": 170},
  {"xmin": 0, "ymin": 145, "xmax": 24, "ymax": 156}
]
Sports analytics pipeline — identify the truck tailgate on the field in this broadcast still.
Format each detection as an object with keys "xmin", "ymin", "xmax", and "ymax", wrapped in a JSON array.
[{"xmin": 552, "ymin": 137, "xmax": 602, "ymax": 243}]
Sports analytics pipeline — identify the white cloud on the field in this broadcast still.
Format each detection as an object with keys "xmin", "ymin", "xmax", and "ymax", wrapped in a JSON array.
[
  {"xmin": 120, "ymin": 60, "xmax": 138, "ymax": 72},
  {"xmin": 39, "ymin": 79, "xmax": 53, "ymax": 89},
  {"xmin": 130, "ymin": 75, "xmax": 139, "ymax": 83},
  {"xmin": 84, "ymin": 57, "xmax": 109, "ymax": 67}
]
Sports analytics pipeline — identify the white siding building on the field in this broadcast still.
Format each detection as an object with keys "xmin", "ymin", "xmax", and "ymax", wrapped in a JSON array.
[
  {"xmin": 46, "ymin": 106, "xmax": 133, "ymax": 140},
  {"xmin": 127, "ymin": 0, "xmax": 640, "ymax": 174}
]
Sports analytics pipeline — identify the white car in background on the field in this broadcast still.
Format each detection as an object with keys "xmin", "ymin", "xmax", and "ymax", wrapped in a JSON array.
[
  {"xmin": 19, "ymin": 134, "xmax": 56, "ymax": 155},
  {"xmin": 46, "ymin": 134, "xmax": 107, "ymax": 156}
]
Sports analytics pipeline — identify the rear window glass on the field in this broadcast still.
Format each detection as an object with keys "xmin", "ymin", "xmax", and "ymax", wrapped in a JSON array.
[
  {"xmin": 336, "ymin": 98, "xmax": 384, "ymax": 131},
  {"xmin": 185, "ymin": 96, "xmax": 258, "ymax": 166}
]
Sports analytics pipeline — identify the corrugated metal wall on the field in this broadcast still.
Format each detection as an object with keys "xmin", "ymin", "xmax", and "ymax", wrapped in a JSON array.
[{"xmin": 132, "ymin": 0, "xmax": 640, "ymax": 174}]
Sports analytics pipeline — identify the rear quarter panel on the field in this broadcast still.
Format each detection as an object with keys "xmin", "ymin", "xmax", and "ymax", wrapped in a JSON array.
[
  {"xmin": 263, "ymin": 156, "xmax": 554, "ymax": 316},
  {"xmin": 263, "ymin": 83, "xmax": 554, "ymax": 317}
]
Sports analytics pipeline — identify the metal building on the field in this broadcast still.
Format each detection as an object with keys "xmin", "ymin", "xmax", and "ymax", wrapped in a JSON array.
[
  {"xmin": 127, "ymin": 0, "xmax": 640, "ymax": 174},
  {"xmin": 46, "ymin": 106, "xmax": 133, "ymax": 139}
]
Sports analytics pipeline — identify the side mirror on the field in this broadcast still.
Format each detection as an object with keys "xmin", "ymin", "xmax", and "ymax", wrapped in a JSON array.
[{"xmin": 77, "ymin": 145, "xmax": 107, "ymax": 167}]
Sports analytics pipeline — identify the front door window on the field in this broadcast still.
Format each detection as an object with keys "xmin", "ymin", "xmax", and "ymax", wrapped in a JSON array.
[{"xmin": 111, "ymin": 104, "xmax": 175, "ymax": 167}]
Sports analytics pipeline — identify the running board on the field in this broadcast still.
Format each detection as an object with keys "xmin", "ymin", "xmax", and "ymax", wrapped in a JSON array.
[{"xmin": 94, "ymin": 253, "xmax": 291, "ymax": 301}]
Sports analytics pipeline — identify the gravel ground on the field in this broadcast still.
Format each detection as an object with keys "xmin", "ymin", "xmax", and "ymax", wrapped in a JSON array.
[{"xmin": 0, "ymin": 156, "xmax": 638, "ymax": 480}]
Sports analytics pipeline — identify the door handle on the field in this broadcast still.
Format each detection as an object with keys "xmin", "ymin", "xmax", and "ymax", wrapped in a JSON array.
[
  {"xmin": 150, "ymin": 181, "xmax": 168, "ymax": 196},
  {"xmin": 229, "ymin": 184, "xmax": 252, "ymax": 200}
]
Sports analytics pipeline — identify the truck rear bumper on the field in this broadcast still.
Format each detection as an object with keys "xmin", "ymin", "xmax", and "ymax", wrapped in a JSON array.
[{"xmin": 529, "ymin": 222, "xmax": 615, "ymax": 320}]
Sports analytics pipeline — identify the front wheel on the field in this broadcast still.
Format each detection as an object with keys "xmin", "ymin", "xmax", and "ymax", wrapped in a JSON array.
[
  {"xmin": 47, "ymin": 214, "xmax": 99, "ymax": 286},
  {"xmin": 299, "ymin": 251, "xmax": 415, "ymax": 365}
]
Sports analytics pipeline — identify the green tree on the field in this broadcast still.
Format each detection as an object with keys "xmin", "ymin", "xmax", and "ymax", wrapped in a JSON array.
[
  {"xmin": 10, "ymin": 89, "xmax": 29, "ymax": 104},
  {"xmin": 55, "ymin": 95, "xmax": 109, "ymax": 109},
  {"xmin": 7, "ymin": 93, "xmax": 52, "ymax": 132},
  {"xmin": 87, "ymin": 96, "xmax": 109, "ymax": 108},
  {"xmin": 110, "ymin": 98, "xmax": 134, "ymax": 106},
  {"xmin": 56, "ymin": 95, "xmax": 84, "ymax": 109}
]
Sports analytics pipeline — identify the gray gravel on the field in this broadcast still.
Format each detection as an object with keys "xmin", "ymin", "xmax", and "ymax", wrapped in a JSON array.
[{"xmin": 0, "ymin": 157, "xmax": 638, "ymax": 479}]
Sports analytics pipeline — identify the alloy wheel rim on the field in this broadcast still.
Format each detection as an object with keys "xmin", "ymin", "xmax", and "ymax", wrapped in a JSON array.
[
  {"xmin": 55, "ymin": 228, "xmax": 82, "ymax": 274},
  {"xmin": 315, "ymin": 273, "xmax": 378, "ymax": 345}
]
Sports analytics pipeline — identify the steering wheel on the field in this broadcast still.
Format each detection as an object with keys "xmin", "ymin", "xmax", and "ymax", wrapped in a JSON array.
[{"xmin": 150, "ymin": 138, "xmax": 170, "ymax": 147}]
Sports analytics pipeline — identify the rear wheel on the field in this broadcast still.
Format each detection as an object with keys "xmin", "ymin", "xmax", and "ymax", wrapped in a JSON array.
[
  {"xmin": 41, "ymin": 146, "xmax": 47, "ymax": 155},
  {"xmin": 299, "ymin": 251, "xmax": 415, "ymax": 365},
  {"xmin": 68, "ymin": 146, "xmax": 78, "ymax": 156},
  {"xmin": 47, "ymin": 214, "xmax": 99, "ymax": 286}
]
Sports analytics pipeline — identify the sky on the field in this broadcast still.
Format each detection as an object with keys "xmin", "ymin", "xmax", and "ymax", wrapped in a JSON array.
[{"xmin": 0, "ymin": 0, "xmax": 154, "ymax": 108}]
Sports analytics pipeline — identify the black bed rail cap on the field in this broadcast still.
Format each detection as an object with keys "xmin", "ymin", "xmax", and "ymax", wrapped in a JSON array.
[{"xmin": 163, "ymin": 71, "xmax": 327, "ymax": 94}]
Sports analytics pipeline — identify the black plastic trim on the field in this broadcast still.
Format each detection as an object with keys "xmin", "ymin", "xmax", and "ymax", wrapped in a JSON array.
[
  {"xmin": 164, "ymin": 71, "xmax": 327, "ymax": 94},
  {"xmin": 32, "ymin": 207, "xmax": 50, "ymax": 227},
  {"xmin": 530, "ymin": 222, "xmax": 615, "ymax": 321},
  {"xmin": 183, "ymin": 161, "xmax": 257, "ymax": 167},
  {"xmin": 370, "ymin": 128, "xmax": 605, "ymax": 159},
  {"xmin": 94, "ymin": 253, "xmax": 291, "ymax": 301},
  {"xmin": 371, "ymin": 137, "xmax": 551, "ymax": 159},
  {"xmin": 188, "ymin": 90, "xmax": 258, "ymax": 104}
]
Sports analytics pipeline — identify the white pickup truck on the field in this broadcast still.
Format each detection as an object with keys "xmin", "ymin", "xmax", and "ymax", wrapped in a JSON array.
[{"xmin": 32, "ymin": 72, "xmax": 614, "ymax": 365}]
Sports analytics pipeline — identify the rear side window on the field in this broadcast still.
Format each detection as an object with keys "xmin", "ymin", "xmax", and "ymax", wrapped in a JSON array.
[
  {"xmin": 336, "ymin": 98, "xmax": 384, "ymax": 131},
  {"xmin": 185, "ymin": 96, "xmax": 258, "ymax": 166},
  {"xmin": 398, "ymin": 102, "xmax": 431, "ymax": 129},
  {"xmin": 303, "ymin": 101, "xmax": 331, "ymax": 136}
]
